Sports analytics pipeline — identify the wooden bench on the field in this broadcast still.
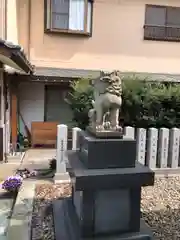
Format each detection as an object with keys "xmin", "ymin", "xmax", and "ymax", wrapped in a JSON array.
[{"xmin": 31, "ymin": 122, "xmax": 59, "ymax": 148}]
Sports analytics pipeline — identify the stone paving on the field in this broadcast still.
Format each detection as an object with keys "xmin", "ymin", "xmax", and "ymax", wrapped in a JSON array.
[
  {"xmin": 7, "ymin": 181, "xmax": 35, "ymax": 240},
  {"xmin": 0, "ymin": 148, "xmax": 56, "ymax": 240},
  {"xmin": 0, "ymin": 193, "xmax": 14, "ymax": 240},
  {"xmin": 0, "ymin": 162, "xmax": 20, "ymax": 240},
  {"xmin": 22, "ymin": 149, "xmax": 56, "ymax": 164},
  {"xmin": 20, "ymin": 149, "xmax": 56, "ymax": 171}
]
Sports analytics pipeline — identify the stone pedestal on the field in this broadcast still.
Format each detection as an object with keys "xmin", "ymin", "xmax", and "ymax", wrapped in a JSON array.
[
  {"xmin": 53, "ymin": 131, "xmax": 155, "ymax": 240},
  {"xmin": 78, "ymin": 131, "xmax": 136, "ymax": 169}
]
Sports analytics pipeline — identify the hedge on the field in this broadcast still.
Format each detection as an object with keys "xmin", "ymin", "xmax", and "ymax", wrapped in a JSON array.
[{"xmin": 68, "ymin": 76, "xmax": 180, "ymax": 129}]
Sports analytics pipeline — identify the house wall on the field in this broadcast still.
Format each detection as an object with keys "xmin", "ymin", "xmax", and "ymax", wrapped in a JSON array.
[
  {"xmin": 6, "ymin": 0, "xmax": 18, "ymax": 43},
  {"xmin": 5, "ymin": 90, "xmax": 10, "ymax": 154},
  {"xmin": 0, "ymin": 0, "xmax": 6, "ymax": 39},
  {"xmin": 0, "ymin": 72, "xmax": 5, "ymax": 160},
  {"xmin": 16, "ymin": 0, "xmax": 180, "ymax": 75},
  {"xmin": 18, "ymin": 82, "xmax": 74, "ymax": 137},
  {"xmin": 0, "ymin": 0, "xmax": 27, "ymax": 156},
  {"xmin": 18, "ymin": 82, "xmax": 44, "ymax": 136},
  {"xmin": 0, "ymin": 70, "xmax": 10, "ymax": 159},
  {"xmin": 0, "ymin": 0, "xmax": 10, "ymax": 157}
]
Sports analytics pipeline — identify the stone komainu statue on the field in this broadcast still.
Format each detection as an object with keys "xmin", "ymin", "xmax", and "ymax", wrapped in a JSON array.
[{"xmin": 88, "ymin": 70, "xmax": 122, "ymax": 131}]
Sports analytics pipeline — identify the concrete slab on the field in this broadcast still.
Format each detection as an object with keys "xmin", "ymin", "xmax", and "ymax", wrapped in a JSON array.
[
  {"xmin": 0, "ymin": 197, "xmax": 14, "ymax": 239},
  {"xmin": 0, "ymin": 153, "xmax": 26, "ymax": 240},
  {"xmin": 21, "ymin": 149, "xmax": 56, "ymax": 171},
  {"xmin": 23, "ymin": 149, "xmax": 56, "ymax": 163},
  {"xmin": 6, "ymin": 152, "xmax": 25, "ymax": 164},
  {"xmin": 0, "ymin": 164, "xmax": 19, "ymax": 181},
  {"xmin": 6, "ymin": 181, "xmax": 35, "ymax": 240},
  {"xmin": 54, "ymin": 172, "xmax": 71, "ymax": 184},
  {"xmin": 154, "ymin": 167, "xmax": 180, "ymax": 176}
]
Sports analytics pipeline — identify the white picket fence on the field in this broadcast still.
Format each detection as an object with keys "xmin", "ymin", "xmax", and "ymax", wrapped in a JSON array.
[
  {"xmin": 56, "ymin": 125, "xmax": 180, "ymax": 172},
  {"xmin": 123, "ymin": 126, "xmax": 180, "ymax": 169}
]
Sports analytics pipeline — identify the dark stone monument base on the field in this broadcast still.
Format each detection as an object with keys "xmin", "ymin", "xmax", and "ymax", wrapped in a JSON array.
[
  {"xmin": 53, "ymin": 198, "xmax": 153, "ymax": 240},
  {"xmin": 68, "ymin": 151, "xmax": 154, "ymax": 191},
  {"xmin": 79, "ymin": 131, "xmax": 136, "ymax": 169},
  {"xmin": 66, "ymin": 152, "xmax": 154, "ymax": 239},
  {"xmin": 72, "ymin": 188, "xmax": 140, "ymax": 235}
]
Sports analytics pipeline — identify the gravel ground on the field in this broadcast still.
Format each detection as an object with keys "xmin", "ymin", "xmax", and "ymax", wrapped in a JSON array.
[
  {"xmin": 31, "ymin": 177, "xmax": 180, "ymax": 240},
  {"xmin": 142, "ymin": 176, "xmax": 180, "ymax": 240},
  {"xmin": 31, "ymin": 183, "xmax": 71, "ymax": 240}
]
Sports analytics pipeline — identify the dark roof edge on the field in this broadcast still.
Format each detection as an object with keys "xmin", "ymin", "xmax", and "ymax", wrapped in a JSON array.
[
  {"xmin": 34, "ymin": 67, "xmax": 180, "ymax": 82},
  {"xmin": 0, "ymin": 39, "xmax": 34, "ymax": 74},
  {"xmin": 12, "ymin": 65, "xmax": 180, "ymax": 82}
]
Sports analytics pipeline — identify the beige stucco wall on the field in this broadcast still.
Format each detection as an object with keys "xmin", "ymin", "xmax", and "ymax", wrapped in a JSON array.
[
  {"xmin": 16, "ymin": 0, "xmax": 180, "ymax": 74},
  {"xmin": 0, "ymin": 0, "xmax": 6, "ymax": 39},
  {"xmin": 6, "ymin": 0, "xmax": 18, "ymax": 43}
]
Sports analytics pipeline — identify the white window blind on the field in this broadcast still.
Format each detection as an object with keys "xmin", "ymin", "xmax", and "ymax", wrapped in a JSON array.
[
  {"xmin": 145, "ymin": 6, "xmax": 166, "ymax": 26},
  {"xmin": 69, "ymin": 0, "xmax": 85, "ymax": 31}
]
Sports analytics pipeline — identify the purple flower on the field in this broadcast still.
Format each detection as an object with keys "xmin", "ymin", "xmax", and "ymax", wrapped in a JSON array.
[{"xmin": 1, "ymin": 175, "xmax": 23, "ymax": 192}]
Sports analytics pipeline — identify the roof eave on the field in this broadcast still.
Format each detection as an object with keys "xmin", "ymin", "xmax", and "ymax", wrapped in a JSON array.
[
  {"xmin": 0, "ymin": 39, "xmax": 34, "ymax": 74},
  {"xmin": 11, "ymin": 52, "xmax": 34, "ymax": 74}
]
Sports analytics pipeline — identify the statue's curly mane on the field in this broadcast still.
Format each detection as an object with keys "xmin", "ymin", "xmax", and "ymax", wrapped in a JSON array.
[{"xmin": 100, "ymin": 71, "xmax": 122, "ymax": 97}]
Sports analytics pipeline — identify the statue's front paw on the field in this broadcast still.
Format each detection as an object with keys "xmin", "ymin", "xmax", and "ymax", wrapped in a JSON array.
[
  {"xmin": 115, "ymin": 125, "xmax": 122, "ymax": 131},
  {"xmin": 104, "ymin": 121, "xmax": 111, "ymax": 130},
  {"xmin": 96, "ymin": 125, "xmax": 104, "ymax": 131},
  {"xmin": 110, "ymin": 125, "xmax": 122, "ymax": 131}
]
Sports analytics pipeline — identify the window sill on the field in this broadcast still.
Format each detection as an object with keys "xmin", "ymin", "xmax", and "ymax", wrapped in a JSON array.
[
  {"xmin": 45, "ymin": 28, "xmax": 91, "ymax": 37},
  {"xmin": 144, "ymin": 36, "xmax": 180, "ymax": 43},
  {"xmin": 143, "ymin": 25, "xmax": 180, "ymax": 42}
]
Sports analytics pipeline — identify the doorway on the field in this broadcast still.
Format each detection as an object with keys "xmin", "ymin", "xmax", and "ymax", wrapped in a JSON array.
[{"xmin": 44, "ymin": 85, "xmax": 73, "ymax": 126}]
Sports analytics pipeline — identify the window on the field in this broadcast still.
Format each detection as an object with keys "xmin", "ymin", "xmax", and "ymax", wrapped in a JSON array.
[
  {"xmin": 144, "ymin": 5, "xmax": 180, "ymax": 42},
  {"xmin": 45, "ymin": 0, "xmax": 93, "ymax": 36}
]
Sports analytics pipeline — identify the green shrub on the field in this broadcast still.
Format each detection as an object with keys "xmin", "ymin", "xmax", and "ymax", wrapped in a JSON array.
[
  {"xmin": 68, "ymin": 79, "xmax": 93, "ymax": 129},
  {"xmin": 68, "ymin": 76, "xmax": 180, "ymax": 129},
  {"xmin": 49, "ymin": 158, "xmax": 56, "ymax": 170}
]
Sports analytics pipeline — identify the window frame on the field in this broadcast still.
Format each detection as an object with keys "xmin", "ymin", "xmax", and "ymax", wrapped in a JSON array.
[
  {"xmin": 44, "ymin": 0, "xmax": 94, "ymax": 37},
  {"xmin": 144, "ymin": 4, "xmax": 180, "ymax": 42}
]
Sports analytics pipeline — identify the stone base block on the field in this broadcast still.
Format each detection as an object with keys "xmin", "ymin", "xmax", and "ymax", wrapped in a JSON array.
[
  {"xmin": 53, "ymin": 198, "xmax": 154, "ymax": 240},
  {"xmin": 54, "ymin": 172, "xmax": 71, "ymax": 184},
  {"xmin": 68, "ymin": 151, "xmax": 154, "ymax": 191},
  {"xmin": 73, "ymin": 188, "xmax": 141, "ymax": 236},
  {"xmin": 78, "ymin": 131, "xmax": 136, "ymax": 169}
]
